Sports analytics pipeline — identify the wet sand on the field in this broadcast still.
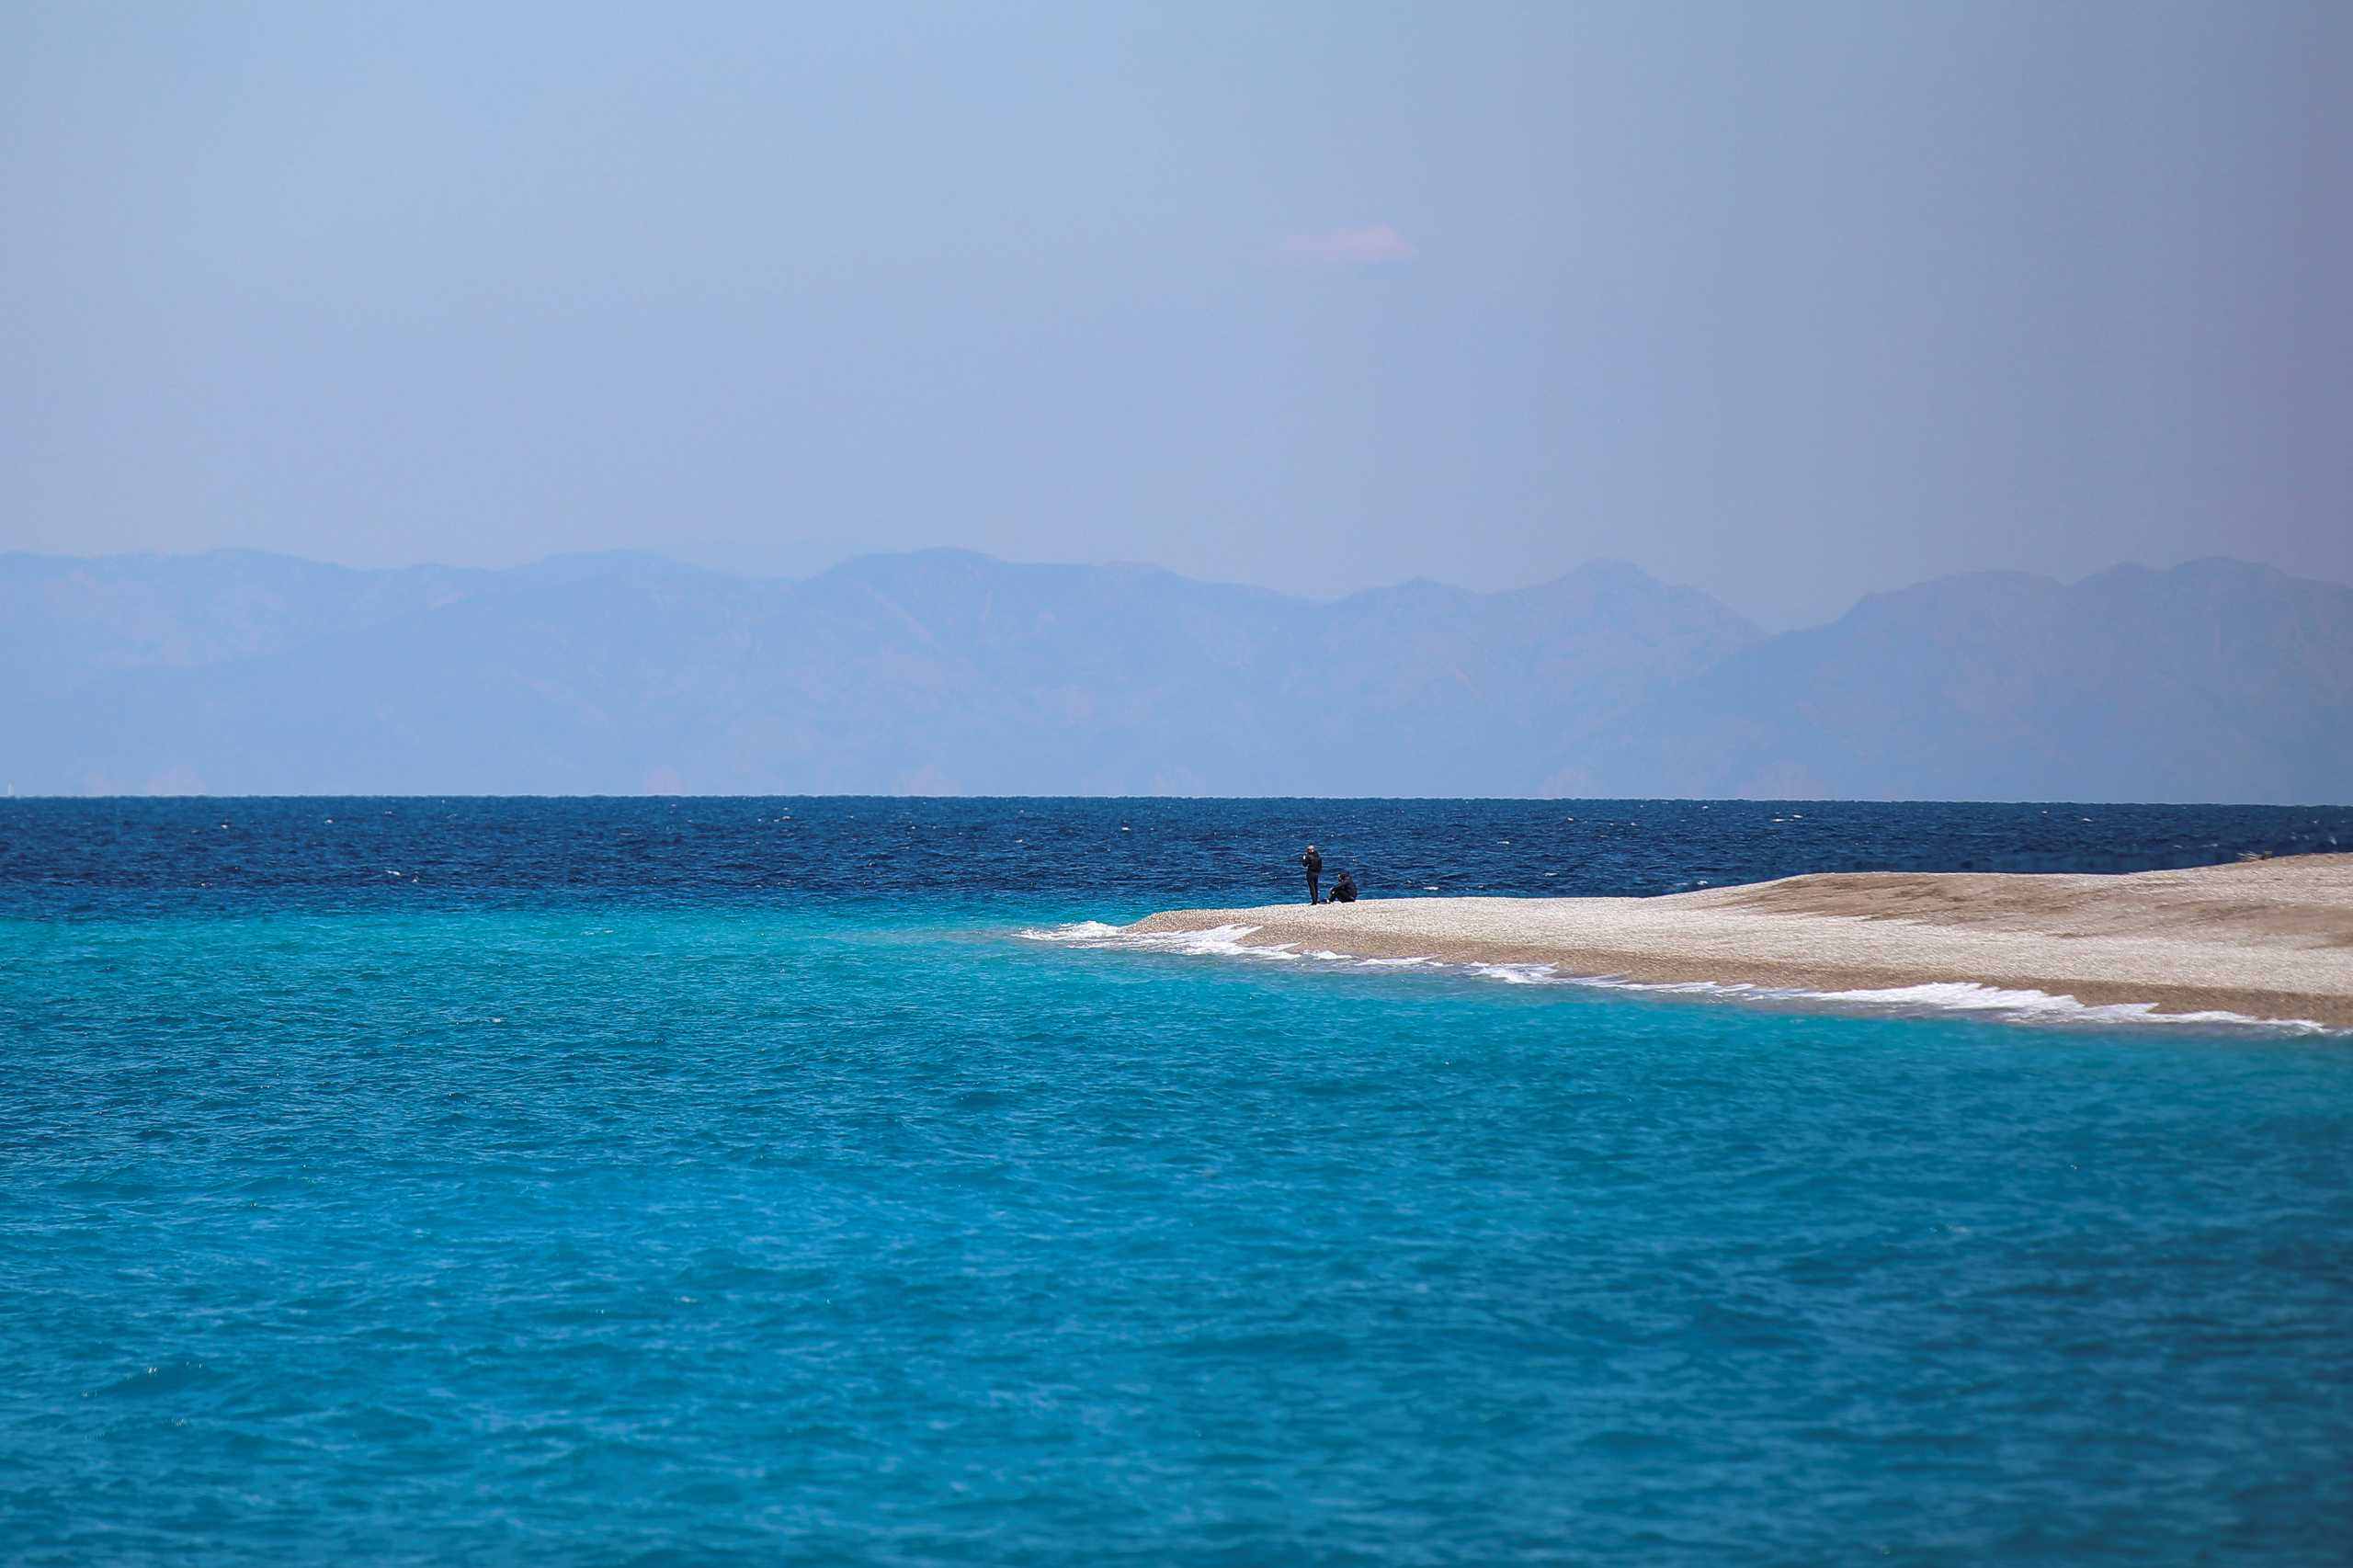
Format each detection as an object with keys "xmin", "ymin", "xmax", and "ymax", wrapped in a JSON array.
[{"xmin": 1130, "ymin": 854, "xmax": 2353, "ymax": 1028}]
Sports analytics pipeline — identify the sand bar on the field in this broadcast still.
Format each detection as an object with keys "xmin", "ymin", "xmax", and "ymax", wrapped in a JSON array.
[{"xmin": 1129, "ymin": 854, "xmax": 2353, "ymax": 1028}]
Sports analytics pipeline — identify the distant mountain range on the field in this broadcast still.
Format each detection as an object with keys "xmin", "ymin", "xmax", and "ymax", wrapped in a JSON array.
[{"xmin": 5, "ymin": 549, "xmax": 2347, "ymax": 801}]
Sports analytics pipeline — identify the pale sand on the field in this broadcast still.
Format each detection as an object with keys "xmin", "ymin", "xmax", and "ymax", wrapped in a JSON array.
[{"xmin": 1129, "ymin": 854, "xmax": 2353, "ymax": 1028}]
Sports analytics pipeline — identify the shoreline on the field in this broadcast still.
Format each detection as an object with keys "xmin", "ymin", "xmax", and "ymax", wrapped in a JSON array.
[{"xmin": 1125, "ymin": 855, "xmax": 2353, "ymax": 1030}]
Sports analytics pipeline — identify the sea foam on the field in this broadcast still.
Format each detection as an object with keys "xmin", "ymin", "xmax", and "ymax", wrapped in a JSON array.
[{"xmin": 1019, "ymin": 923, "xmax": 2335, "ymax": 1035}]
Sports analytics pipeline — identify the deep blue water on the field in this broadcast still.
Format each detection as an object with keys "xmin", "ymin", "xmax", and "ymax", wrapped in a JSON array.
[{"xmin": 4, "ymin": 798, "xmax": 2350, "ymax": 1565}]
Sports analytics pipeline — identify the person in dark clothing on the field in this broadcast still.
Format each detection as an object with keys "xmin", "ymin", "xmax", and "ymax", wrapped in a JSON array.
[
  {"xmin": 1301, "ymin": 844, "xmax": 1323, "ymax": 904},
  {"xmin": 1328, "ymin": 869, "xmax": 1358, "ymax": 903}
]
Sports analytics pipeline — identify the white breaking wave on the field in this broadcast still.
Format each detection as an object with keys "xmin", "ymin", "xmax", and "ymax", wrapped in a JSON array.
[
  {"xmin": 1016, "ymin": 921, "xmax": 1305, "ymax": 961},
  {"xmin": 1559, "ymin": 973, "xmax": 2332, "ymax": 1033},
  {"xmin": 1464, "ymin": 962, "xmax": 1568, "ymax": 985},
  {"xmin": 1016, "ymin": 922, "xmax": 2335, "ymax": 1035}
]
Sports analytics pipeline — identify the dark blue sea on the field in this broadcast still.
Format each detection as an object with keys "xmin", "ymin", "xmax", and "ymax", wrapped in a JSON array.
[{"xmin": 4, "ymin": 798, "xmax": 2350, "ymax": 1565}]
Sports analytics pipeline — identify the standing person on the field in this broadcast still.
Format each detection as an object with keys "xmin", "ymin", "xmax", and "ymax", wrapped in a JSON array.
[{"xmin": 1301, "ymin": 844, "xmax": 1323, "ymax": 904}]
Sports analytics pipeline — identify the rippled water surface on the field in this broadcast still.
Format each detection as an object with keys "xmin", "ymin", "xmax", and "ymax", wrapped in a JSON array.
[{"xmin": 4, "ymin": 799, "xmax": 2350, "ymax": 1564}]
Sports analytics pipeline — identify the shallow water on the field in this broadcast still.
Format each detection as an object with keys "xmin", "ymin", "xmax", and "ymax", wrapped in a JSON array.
[{"xmin": 4, "ymin": 800, "xmax": 2350, "ymax": 1563}]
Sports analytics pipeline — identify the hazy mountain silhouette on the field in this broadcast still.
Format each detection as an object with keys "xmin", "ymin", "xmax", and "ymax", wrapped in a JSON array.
[
  {"xmin": 1575, "ymin": 559, "xmax": 2353, "ymax": 803},
  {"xmin": 4, "ymin": 549, "xmax": 2345, "ymax": 801}
]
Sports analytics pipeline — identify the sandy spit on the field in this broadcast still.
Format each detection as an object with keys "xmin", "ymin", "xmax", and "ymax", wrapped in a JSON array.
[{"xmin": 1128, "ymin": 854, "xmax": 2353, "ymax": 1029}]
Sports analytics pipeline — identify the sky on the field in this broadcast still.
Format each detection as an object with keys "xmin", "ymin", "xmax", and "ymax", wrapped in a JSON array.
[{"xmin": 3, "ymin": 1, "xmax": 2347, "ymax": 628}]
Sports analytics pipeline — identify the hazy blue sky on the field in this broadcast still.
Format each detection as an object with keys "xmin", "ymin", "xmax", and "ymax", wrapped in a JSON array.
[{"xmin": 4, "ymin": 1, "xmax": 2346, "ymax": 626}]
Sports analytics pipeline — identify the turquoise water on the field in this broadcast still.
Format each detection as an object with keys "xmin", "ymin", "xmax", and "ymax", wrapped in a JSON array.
[{"xmin": 5, "ymin": 801, "xmax": 2352, "ymax": 1563}]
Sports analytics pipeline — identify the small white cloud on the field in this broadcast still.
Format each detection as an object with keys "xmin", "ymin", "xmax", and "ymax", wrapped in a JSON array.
[{"xmin": 1281, "ymin": 224, "xmax": 1415, "ymax": 264}]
